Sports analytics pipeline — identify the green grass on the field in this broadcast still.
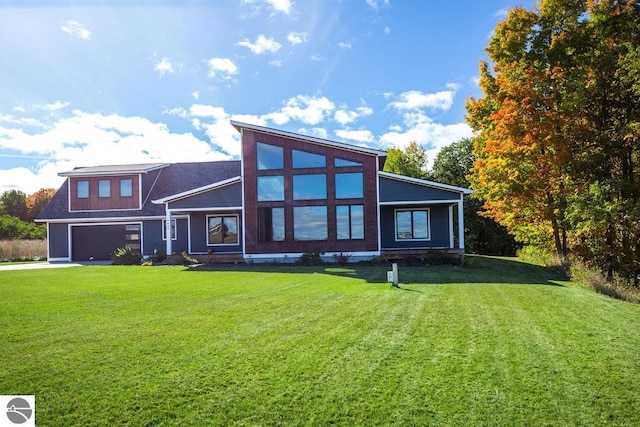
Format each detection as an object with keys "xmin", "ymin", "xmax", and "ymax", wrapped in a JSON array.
[{"xmin": 1, "ymin": 257, "xmax": 639, "ymax": 426}]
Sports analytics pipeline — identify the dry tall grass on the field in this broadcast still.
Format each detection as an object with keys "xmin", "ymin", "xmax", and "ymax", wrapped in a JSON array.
[{"xmin": 0, "ymin": 239, "xmax": 47, "ymax": 261}]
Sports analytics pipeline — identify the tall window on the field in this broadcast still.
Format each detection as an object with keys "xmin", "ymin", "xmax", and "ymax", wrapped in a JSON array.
[
  {"xmin": 98, "ymin": 180, "xmax": 111, "ymax": 198},
  {"xmin": 335, "ymin": 172, "xmax": 363, "ymax": 199},
  {"xmin": 336, "ymin": 205, "xmax": 364, "ymax": 240},
  {"xmin": 258, "ymin": 207, "xmax": 285, "ymax": 242},
  {"xmin": 294, "ymin": 206, "xmax": 327, "ymax": 241},
  {"xmin": 257, "ymin": 176, "xmax": 285, "ymax": 201},
  {"xmin": 77, "ymin": 180, "xmax": 89, "ymax": 199},
  {"xmin": 293, "ymin": 174, "xmax": 326, "ymax": 200},
  {"xmin": 257, "ymin": 142, "xmax": 283, "ymax": 170},
  {"xmin": 395, "ymin": 209, "xmax": 430, "ymax": 241},
  {"xmin": 162, "ymin": 219, "xmax": 177, "ymax": 240},
  {"xmin": 208, "ymin": 215, "xmax": 238, "ymax": 245},
  {"xmin": 293, "ymin": 150, "xmax": 326, "ymax": 168},
  {"xmin": 120, "ymin": 179, "xmax": 133, "ymax": 197},
  {"xmin": 335, "ymin": 158, "xmax": 362, "ymax": 167}
]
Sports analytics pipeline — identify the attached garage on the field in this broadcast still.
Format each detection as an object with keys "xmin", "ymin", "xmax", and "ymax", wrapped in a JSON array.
[{"xmin": 71, "ymin": 223, "xmax": 141, "ymax": 261}]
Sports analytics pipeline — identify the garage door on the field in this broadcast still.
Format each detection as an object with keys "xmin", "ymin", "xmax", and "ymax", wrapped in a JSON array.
[{"xmin": 71, "ymin": 224, "xmax": 141, "ymax": 261}]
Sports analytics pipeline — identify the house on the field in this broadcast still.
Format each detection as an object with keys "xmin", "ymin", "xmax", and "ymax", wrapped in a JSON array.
[{"xmin": 37, "ymin": 121, "xmax": 472, "ymax": 263}]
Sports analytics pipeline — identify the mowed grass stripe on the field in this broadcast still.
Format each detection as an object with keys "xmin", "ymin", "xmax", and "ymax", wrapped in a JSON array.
[{"xmin": 1, "ymin": 260, "xmax": 639, "ymax": 426}]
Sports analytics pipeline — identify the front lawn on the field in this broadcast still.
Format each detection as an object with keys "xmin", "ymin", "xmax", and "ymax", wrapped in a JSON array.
[{"xmin": 1, "ymin": 257, "xmax": 639, "ymax": 426}]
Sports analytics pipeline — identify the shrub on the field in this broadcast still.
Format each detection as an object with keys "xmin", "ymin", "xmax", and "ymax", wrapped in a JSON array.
[
  {"xmin": 333, "ymin": 252, "xmax": 352, "ymax": 266},
  {"xmin": 569, "ymin": 257, "xmax": 640, "ymax": 304},
  {"xmin": 176, "ymin": 251, "xmax": 199, "ymax": 266},
  {"xmin": 111, "ymin": 247, "xmax": 141, "ymax": 265},
  {"xmin": 296, "ymin": 251, "xmax": 324, "ymax": 266},
  {"xmin": 152, "ymin": 249, "xmax": 167, "ymax": 263}
]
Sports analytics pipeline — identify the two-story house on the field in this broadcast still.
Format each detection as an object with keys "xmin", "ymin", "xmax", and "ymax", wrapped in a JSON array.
[{"xmin": 37, "ymin": 121, "xmax": 472, "ymax": 262}]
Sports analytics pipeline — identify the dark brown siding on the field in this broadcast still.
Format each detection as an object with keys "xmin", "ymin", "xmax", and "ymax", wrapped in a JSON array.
[
  {"xmin": 242, "ymin": 130, "xmax": 379, "ymax": 255},
  {"xmin": 70, "ymin": 175, "xmax": 140, "ymax": 211}
]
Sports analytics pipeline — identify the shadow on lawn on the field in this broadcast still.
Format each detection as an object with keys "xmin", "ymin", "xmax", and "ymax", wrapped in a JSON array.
[{"xmin": 185, "ymin": 255, "xmax": 567, "ymax": 287}]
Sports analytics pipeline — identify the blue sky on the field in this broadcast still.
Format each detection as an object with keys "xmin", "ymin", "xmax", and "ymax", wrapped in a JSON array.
[{"xmin": 0, "ymin": 0, "xmax": 533, "ymax": 194}]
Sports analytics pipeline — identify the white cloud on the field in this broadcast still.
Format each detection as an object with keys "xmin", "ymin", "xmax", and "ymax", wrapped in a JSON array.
[
  {"xmin": 154, "ymin": 57, "xmax": 181, "ymax": 77},
  {"xmin": 338, "ymin": 41, "xmax": 352, "ymax": 49},
  {"xmin": 335, "ymin": 129, "xmax": 375, "ymax": 143},
  {"xmin": 0, "ymin": 110, "xmax": 232, "ymax": 194},
  {"xmin": 242, "ymin": 0, "xmax": 293, "ymax": 15},
  {"xmin": 287, "ymin": 32, "xmax": 308, "ymax": 45},
  {"xmin": 13, "ymin": 101, "xmax": 70, "ymax": 113},
  {"xmin": 60, "ymin": 20, "xmax": 91, "ymax": 40},
  {"xmin": 264, "ymin": 95, "xmax": 335, "ymax": 126},
  {"xmin": 334, "ymin": 103, "xmax": 373, "ymax": 125},
  {"xmin": 192, "ymin": 91, "xmax": 200, "ymax": 100},
  {"xmin": 310, "ymin": 53, "xmax": 327, "ymax": 62},
  {"xmin": 388, "ymin": 89, "xmax": 456, "ymax": 111},
  {"xmin": 298, "ymin": 127, "xmax": 329, "ymax": 139},
  {"xmin": 206, "ymin": 57, "xmax": 238, "ymax": 80},
  {"xmin": 384, "ymin": 26, "xmax": 391, "ymax": 34},
  {"xmin": 379, "ymin": 111, "xmax": 472, "ymax": 167},
  {"xmin": 365, "ymin": 0, "xmax": 390, "ymax": 11},
  {"xmin": 237, "ymin": 35, "xmax": 281, "ymax": 54},
  {"xmin": 162, "ymin": 107, "xmax": 187, "ymax": 118},
  {"xmin": 495, "ymin": 8, "xmax": 510, "ymax": 19},
  {"xmin": 269, "ymin": 59, "xmax": 283, "ymax": 67}
]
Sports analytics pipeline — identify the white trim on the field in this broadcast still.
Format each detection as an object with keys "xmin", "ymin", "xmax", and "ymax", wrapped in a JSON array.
[
  {"xmin": 449, "ymin": 205, "xmax": 454, "ymax": 249},
  {"xmin": 152, "ymin": 176, "xmax": 242, "ymax": 204},
  {"xmin": 245, "ymin": 251, "xmax": 381, "ymax": 260},
  {"xmin": 41, "ymin": 215, "xmax": 188, "ymax": 224},
  {"xmin": 68, "ymin": 221, "xmax": 143, "ymax": 261},
  {"xmin": 48, "ymin": 257, "xmax": 71, "ymax": 262},
  {"xmin": 376, "ymin": 156, "xmax": 382, "ymax": 253},
  {"xmin": 379, "ymin": 199, "xmax": 462, "ymax": 206},
  {"xmin": 162, "ymin": 218, "xmax": 177, "ymax": 241},
  {"xmin": 458, "ymin": 198, "xmax": 465, "ymax": 250},
  {"xmin": 168, "ymin": 206, "xmax": 242, "ymax": 213},
  {"xmin": 378, "ymin": 171, "xmax": 473, "ymax": 195},
  {"xmin": 394, "ymin": 208, "xmax": 431, "ymax": 242},
  {"xmin": 59, "ymin": 163, "xmax": 169, "ymax": 177},
  {"xmin": 240, "ymin": 128, "xmax": 247, "ymax": 259},
  {"xmin": 231, "ymin": 120, "xmax": 387, "ymax": 157}
]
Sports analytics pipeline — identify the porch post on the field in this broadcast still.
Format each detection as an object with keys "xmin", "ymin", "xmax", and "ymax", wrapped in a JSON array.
[
  {"xmin": 165, "ymin": 206, "xmax": 172, "ymax": 255},
  {"xmin": 457, "ymin": 197, "xmax": 465, "ymax": 250}
]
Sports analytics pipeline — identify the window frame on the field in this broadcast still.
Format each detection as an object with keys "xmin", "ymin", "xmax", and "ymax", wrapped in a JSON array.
[
  {"xmin": 293, "ymin": 174, "xmax": 327, "ymax": 200},
  {"xmin": 120, "ymin": 178, "xmax": 133, "ymax": 198},
  {"xmin": 335, "ymin": 172, "xmax": 364, "ymax": 199},
  {"xmin": 293, "ymin": 206, "xmax": 328, "ymax": 241},
  {"xmin": 394, "ymin": 208, "xmax": 431, "ymax": 241},
  {"xmin": 292, "ymin": 150, "xmax": 326, "ymax": 168},
  {"xmin": 257, "ymin": 175, "xmax": 285, "ymax": 201},
  {"xmin": 336, "ymin": 205, "xmax": 364, "ymax": 240},
  {"xmin": 334, "ymin": 158, "xmax": 362, "ymax": 167},
  {"xmin": 258, "ymin": 207, "xmax": 285, "ymax": 242},
  {"xmin": 162, "ymin": 219, "xmax": 177, "ymax": 241},
  {"xmin": 206, "ymin": 214, "xmax": 239, "ymax": 246},
  {"xmin": 98, "ymin": 179, "xmax": 111, "ymax": 198},
  {"xmin": 256, "ymin": 142, "xmax": 284, "ymax": 170},
  {"xmin": 77, "ymin": 180, "xmax": 89, "ymax": 199}
]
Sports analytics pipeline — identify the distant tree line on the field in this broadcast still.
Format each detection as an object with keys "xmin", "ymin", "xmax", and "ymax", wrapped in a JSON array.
[{"xmin": 0, "ymin": 189, "xmax": 55, "ymax": 239}]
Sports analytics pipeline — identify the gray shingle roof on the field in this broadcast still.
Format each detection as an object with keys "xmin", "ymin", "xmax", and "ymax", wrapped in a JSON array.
[{"xmin": 58, "ymin": 163, "xmax": 169, "ymax": 176}]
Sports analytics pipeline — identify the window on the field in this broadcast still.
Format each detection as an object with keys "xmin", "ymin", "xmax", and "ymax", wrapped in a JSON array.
[
  {"xmin": 335, "ymin": 172, "xmax": 363, "ymax": 199},
  {"xmin": 125, "ymin": 224, "xmax": 141, "ymax": 252},
  {"xmin": 257, "ymin": 142, "xmax": 284, "ymax": 170},
  {"xmin": 293, "ymin": 174, "xmax": 326, "ymax": 200},
  {"xmin": 208, "ymin": 215, "xmax": 238, "ymax": 245},
  {"xmin": 162, "ymin": 219, "xmax": 177, "ymax": 240},
  {"xmin": 258, "ymin": 207, "xmax": 285, "ymax": 242},
  {"xmin": 98, "ymin": 180, "xmax": 111, "ymax": 198},
  {"xmin": 336, "ymin": 205, "xmax": 364, "ymax": 240},
  {"xmin": 395, "ymin": 209, "xmax": 430, "ymax": 241},
  {"xmin": 257, "ymin": 176, "xmax": 285, "ymax": 201},
  {"xmin": 120, "ymin": 179, "xmax": 133, "ymax": 197},
  {"xmin": 335, "ymin": 158, "xmax": 362, "ymax": 167},
  {"xmin": 294, "ymin": 206, "xmax": 327, "ymax": 241},
  {"xmin": 77, "ymin": 180, "xmax": 89, "ymax": 199},
  {"xmin": 293, "ymin": 150, "xmax": 326, "ymax": 168}
]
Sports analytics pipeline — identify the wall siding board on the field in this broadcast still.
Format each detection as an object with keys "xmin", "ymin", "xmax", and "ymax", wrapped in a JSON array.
[
  {"xmin": 168, "ymin": 182, "xmax": 242, "ymax": 210},
  {"xmin": 48, "ymin": 223, "xmax": 69, "ymax": 259},
  {"xmin": 380, "ymin": 205, "xmax": 451, "ymax": 249},
  {"xmin": 379, "ymin": 177, "xmax": 460, "ymax": 202}
]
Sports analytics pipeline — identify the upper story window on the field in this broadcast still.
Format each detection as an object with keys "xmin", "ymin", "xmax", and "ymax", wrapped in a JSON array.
[
  {"xmin": 257, "ymin": 176, "xmax": 285, "ymax": 201},
  {"xmin": 293, "ymin": 150, "xmax": 326, "ymax": 168},
  {"xmin": 335, "ymin": 172, "xmax": 363, "ymax": 199},
  {"xmin": 293, "ymin": 174, "xmax": 327, "ymax": 200},
  {"xmin": 257, "ymin": 142, "xmax": 283, "ymax": 170},
  {"xmin": 120, "ymin": 179, "xmax": 133, "ymax": 197},
  {"xmin": 335, "ymin": 158, "xmax": 362, "ymax": 167},
  {"xmin": 77, "ymin": 180, "xmax": 89, "ymax": 199},
  {"xmin": 98, "ymin": 180, "xmax": 111, "ymax": 198}
]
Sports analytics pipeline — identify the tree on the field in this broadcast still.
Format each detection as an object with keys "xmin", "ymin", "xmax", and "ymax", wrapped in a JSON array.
[
  {"xmin": 0, "ymin": 190, "xmax": 28, "ymax": 221},
  {"xmin": 466, "ymin": 0, "xmax": 640, "ymax": 281},
  {"xmin": 26, "ymin": 188, "xmax": 56, "ymax": 222},
  {"xmin": 429, "ymin": 138, "xmax": 520, "ymax": 256},
  {"xmin": 383, "ymin": 141, "xmax": 428, "ymax": 178}
]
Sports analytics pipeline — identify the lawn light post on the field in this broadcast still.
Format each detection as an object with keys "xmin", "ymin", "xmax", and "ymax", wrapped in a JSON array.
[{"xmin": 387, "ymin": 263, "xmax": 399, "ymax": 288}]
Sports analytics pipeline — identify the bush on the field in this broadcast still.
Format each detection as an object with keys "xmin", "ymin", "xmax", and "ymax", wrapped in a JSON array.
[
  {"xmin": 570, "ymin": 258, "xmax": 640, "ymax": 304},
  {"xmin": 296, "ymin": 251, "xmax": 324, "ymax": 266},
  {"xmin": 0, "ymin": 215, "xmax": 46, "ymax": 240},
  {"xmin": 111, "ymin": 247, "xmax": 141, "ymax": 265},
  {"xmin": 176, "ymin": 251, "xmax": 199, "ymax": 266},
  {"xmin": 333, "ymin": 252, "xmax": 351, "ymax": 266}
]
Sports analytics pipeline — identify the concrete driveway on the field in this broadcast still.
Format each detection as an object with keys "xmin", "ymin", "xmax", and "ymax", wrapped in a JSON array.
[{"xmin": 0, "ymin": 262, "xmax": 85, "ymax": 271}]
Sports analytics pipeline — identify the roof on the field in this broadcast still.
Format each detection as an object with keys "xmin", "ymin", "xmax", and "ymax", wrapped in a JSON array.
[
  {"xmin": 378, "ymin": 171, "xmax": 473, "ymax": 195},
  {"xmin": 38, "ymin": 161, "xmax": 241, "ymax": 221},
  {"xmin": 231, "ymin": 120, "xmax": 388, "ymax": 157},
  {"xmin": 152, "ymin": 176, "xmax": 241, "ymax": 204},
  {"xmin": 59, "ymin": 163, "xmax": 169, "ymax": 177}
]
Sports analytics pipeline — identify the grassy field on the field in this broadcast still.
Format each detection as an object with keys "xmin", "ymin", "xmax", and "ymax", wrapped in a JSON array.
[{"xmin": 1, "ymin": 257, "xmax": 639, "ymax": 426}]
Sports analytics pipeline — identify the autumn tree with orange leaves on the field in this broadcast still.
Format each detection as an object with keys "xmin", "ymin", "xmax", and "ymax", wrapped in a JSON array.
[{"xmin": 466, "ymin": 0, "xmax": 640, "ymax": 281}]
